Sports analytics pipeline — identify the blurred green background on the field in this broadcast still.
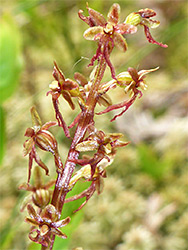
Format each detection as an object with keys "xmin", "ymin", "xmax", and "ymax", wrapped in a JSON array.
[{"xmin": 0, "ymin": 0, "xmax": 187, "ymax": 249}]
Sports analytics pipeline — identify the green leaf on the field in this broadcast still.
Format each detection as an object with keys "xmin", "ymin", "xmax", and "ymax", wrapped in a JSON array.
[
  {"xmin": 0, "ymin": 106, "xmax": 5, "ymax": 165},
  {"xmin": 0, "ymin": 14, "xmax": 23, "ymax": 104}
]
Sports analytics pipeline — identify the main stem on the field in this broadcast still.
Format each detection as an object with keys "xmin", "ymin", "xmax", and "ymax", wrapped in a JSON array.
[{"xmin": 44, "ymin": 57, "xmax": 106, "ymax": 250}]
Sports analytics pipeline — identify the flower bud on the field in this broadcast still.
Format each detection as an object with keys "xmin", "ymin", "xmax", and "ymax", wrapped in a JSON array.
[{"xmin": 32, "ymin": 189, "xmax": 51, "ymax": 209}]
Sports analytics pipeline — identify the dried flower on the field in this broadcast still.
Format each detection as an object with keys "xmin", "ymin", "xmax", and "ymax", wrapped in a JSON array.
[
  {"xmin": 79, "ymin": 3, "xmax": 137, "ymax": 78},
  {"xmin": 125, "ymin": 8, "xmax": 168, "ymax": 48},
  {"xmin": 25, "ymin": 204, "xmax": 70, "ymax": 247},
  {"xmin": 23, "ymin": 107, "xmax": 63, "ymax": 183}
]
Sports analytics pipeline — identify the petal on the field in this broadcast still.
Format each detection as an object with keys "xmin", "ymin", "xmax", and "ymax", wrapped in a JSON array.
[
  {"xmin": 41, "ymin": 121, "xmax": 57, "ymax": 130},
  {"xmin": 33, "ymin": 149, "xmax": 49, "ymax": 176},
  {"xmin": 138, "ymin": 8, "xmax": 156, "ymax": 18},
  {"xmin": 83, "ymin": 26, "xmax": 103, "ymax": 40},
  {"xmin": 141, "ymin": 18, "xmax": 160, "ymax": 29},
  {"xmin": 97, "ymin": 94, "xmax": 112, "ymax": 107},
  {"xmin": 107, "ymin": 3, "xmax": 120, "ymax": 25},
  {"xmin": 138, "ymin": 67, "xmax": 159, "ymax": 79},
  {"xmin": 18, "ymin": 182, "xmax": 33, "ymax": 191},
  {"xmin": 53, "ymin": 61, "xmax": 65, "ymax": 82},
  {"xmin": 74, "ymin": 72, "xmax": 88, "ymax": 86},
  {"xmin": 128, "ymin": 67, "xmax": 139, "ymax": 82},
  {"xmin": 63, "ymin": 79, "xmax": 79, "ymax": 91},
  {"xmin": 27, "ymin": 204, "xmax": 42, "ymax": 223},
  {"xmin": 52, "ymin": 216, "xmax": 71, "ymax": 228},
  {"xmin": 75, "ymin": 140, "xmax": 99, "ymax": 152},
  {"xmin": 30, "ymin": 107, "xmax": 42, "ymax": 128},
  {"xmin": 115, "ymin": 23, "xmax": 137, "ymax": 34},
  {"xmin": 62, "ymin": 91, "xmax": 75, "ymax": 110},
  {"xmin": 112, "ymin": 140, "xmax": 130, "ymax": 148},
  {"xmin": 78, "ymin": 10, "xmax": 92, "ymax": 26},
  {"xmin": 113, "ymin": 33, "xmax": 128, "ymax": 52},
  {"xmin": 87, "ymin": 7, "xmax": 106, "ymax": 26},
  {"xmin": 52, "ymin": 98, "xmax": 71, "ymax": 138},
  {"xmin": 23, "ymin": 138, "xmax": 34, "ymax": 156},
  {"xmin": 51, "ymin": 228, "xmax": 67, "ymax": 239},
  {"xmin": 24, "ymin": 128, "xmax": 35, "ymax": 137},
  {"xmin": 106, "ymin": 133, "xmax": 123, "ymax": 140},
  {"xmin": 25, "ymin": 217, "xmax": 40, "ymax": 226}
]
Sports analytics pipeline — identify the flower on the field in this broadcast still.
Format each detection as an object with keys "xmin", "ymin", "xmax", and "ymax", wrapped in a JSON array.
[
  {"xmin": 23, "ymin": 107, "xmax": 63, "ymax": 183},
  {"xmin": 47, "ymin": 62, "xmax": 84, "ymax": 138},
  {"xmin": 25, "ymin": 204, "xmax": 70, "ymax": 247},
  {"xmin": 75, "ymin": 125, "xmax": 129, "ymax": 176},
  {"xmin": 116, "ymin": 67, "xmax": 159, "ymax": 96},
  {"xmin": 79, "ymin": 3, "xmax": 137, "ymax": 78},
  {"xmin": 97, "ymin": 67, "xmax": 159, "ymax": 121},
  {"xmin": 19, "ymin": 166, "xmax": 55, "ymax": 211},
  {"xmin": 125, "ymin": 8, "xmax": 168, "ymax": 48},
  {"xmin": 66, "ymin": 151, "xmax": 116, "ymax": 212}
]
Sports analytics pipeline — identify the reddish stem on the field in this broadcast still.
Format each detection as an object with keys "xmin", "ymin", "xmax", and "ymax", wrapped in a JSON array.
[{"xmin": 44, "ymin": 57, "xmax": 107, "ymax": 250}]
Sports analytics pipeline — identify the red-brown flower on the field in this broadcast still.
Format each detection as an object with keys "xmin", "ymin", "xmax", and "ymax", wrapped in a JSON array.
[
  {"xmin": 47, "ymin": 62, "xmax": 84, "ymax": 138},
  {"xmin": 97, "ymin": 67, "xmax": 159, "ymax": 121},
  {"xmin": 25, "ymin": 204, "xmax": 70, "ymax": 247},
  {"xmin": 75, "ymin": 125, "xmax": 129, "ymax": 177},
  {"xmin": 125, "ymin": 8, "xmax": 168, "ymax": 48},
  {"xmin": 23, "ymin": 107, "xmax": 63, "ymax": 183},
  {"xmin": 79, "ymin": 3, "xmax": 137, "ymax": 78}
]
